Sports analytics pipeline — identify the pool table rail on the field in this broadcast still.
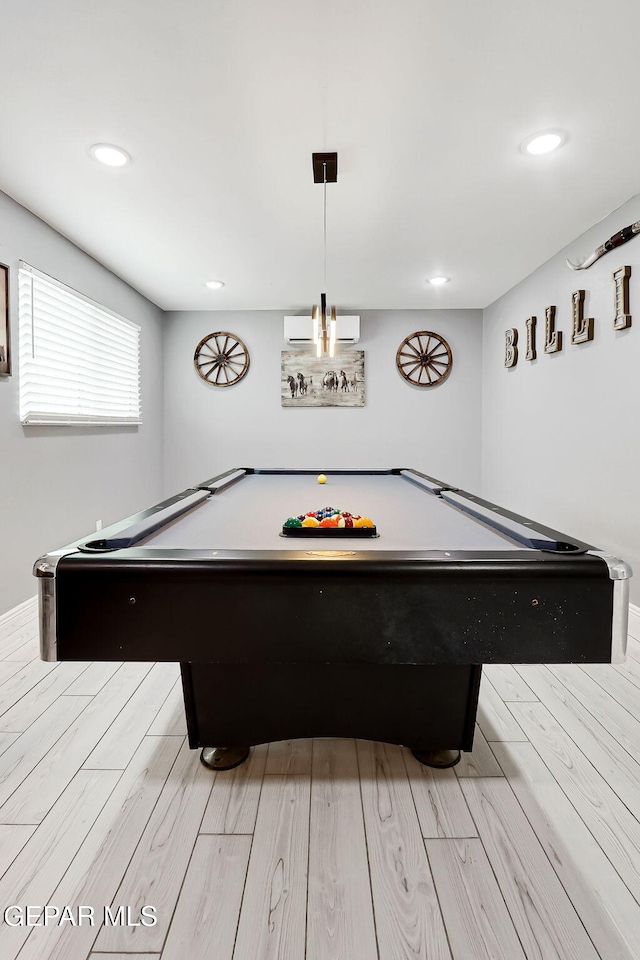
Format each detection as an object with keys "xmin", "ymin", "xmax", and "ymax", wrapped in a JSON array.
[
  {"xmin": 34, "ymin": 468, "xmax": 631, "ymax": 668},
  {"xmin": 36, "ymin": 548, "xmax": 622, "ymax": 665}
]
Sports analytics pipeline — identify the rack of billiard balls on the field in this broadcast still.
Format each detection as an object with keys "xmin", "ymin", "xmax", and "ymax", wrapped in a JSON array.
[{"xmin": 281, "ymin": 507, "xmax": 377, "ymax": 537}]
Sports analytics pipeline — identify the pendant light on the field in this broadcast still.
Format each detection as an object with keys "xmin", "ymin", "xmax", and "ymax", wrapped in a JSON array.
[{"xmin": 311, "ymin": 152, "xmax": 338, "ymax": 358}]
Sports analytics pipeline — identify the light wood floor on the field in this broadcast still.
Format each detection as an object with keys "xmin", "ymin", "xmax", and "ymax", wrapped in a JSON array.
[{"xmin": 1, "ymin": 598, "xmax": 640, "ymax": 959}]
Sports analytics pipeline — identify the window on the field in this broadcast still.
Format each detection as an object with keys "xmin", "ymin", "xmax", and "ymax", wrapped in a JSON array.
[{"xmin": 18, "ymin": 263, "xmax": 141, "ymax": 425}]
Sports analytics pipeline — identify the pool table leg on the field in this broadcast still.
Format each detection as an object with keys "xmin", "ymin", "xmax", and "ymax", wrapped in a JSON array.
[
  {"xmin": 410, "ymin": 663, "xmax": 482, "ymax": 768},
  {"xmin": 200, "ymin": 745, "xmax": 250, "ymax": 771},
  {"xmin": 411, "ymin": 748, "xmax": 461, "ymax": 768}
]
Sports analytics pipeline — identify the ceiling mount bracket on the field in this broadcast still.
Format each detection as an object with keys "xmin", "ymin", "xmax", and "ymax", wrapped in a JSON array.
[{"xmin": 312, "ymin": 152, "xmax": 338, "ymax": 183}]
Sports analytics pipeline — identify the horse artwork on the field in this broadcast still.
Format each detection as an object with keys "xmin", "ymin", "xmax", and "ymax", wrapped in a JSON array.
[{"xmin": 281, "ymin": 350, "xmax": 365, "ymax": 407}]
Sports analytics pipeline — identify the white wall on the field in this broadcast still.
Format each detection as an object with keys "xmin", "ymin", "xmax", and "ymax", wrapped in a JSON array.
[
  {"xmin": 483, "ymin": 194, "xmax": 640, "ymax": 603},
  {"xmin": 0, "ymin": 190, "xmax": 164, "ymax": 615},
  {"xmin": 163, "ymin": 309, "xmax": 483, "ymax": 493}
]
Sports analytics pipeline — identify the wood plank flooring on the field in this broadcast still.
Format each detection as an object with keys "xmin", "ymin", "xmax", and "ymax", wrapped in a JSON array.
[{"xmin": 1, "ymin": 597, "xmax": 640, "ymax": 959}]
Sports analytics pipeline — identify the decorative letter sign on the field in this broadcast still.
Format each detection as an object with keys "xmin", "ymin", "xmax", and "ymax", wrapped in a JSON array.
[
  {"xmin": 571, "ymin": 290, "xmax": 594, "ymax": 344},
  {"xmin": 505, "ymin": 270, "xmax": 633, "ymax": 370},
  {"xmin": 525, "ymin": 316, "xmax": 537, "ymax": 361},
  {"xmin": 544, "ymin": 305, "xmax": 562, "ymax": 353},
  {"xmin": 505, "ymin": 328, "xmax": 518, "ymax": 368},
  {"xmin": 612, "ymin": 265, "xmax": 632, "ymax": 329}
]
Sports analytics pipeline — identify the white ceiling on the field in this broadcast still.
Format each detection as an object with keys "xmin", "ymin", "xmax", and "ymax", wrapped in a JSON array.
[{"xmin": 1, "ymin": 0, "xmax": 640, "ymax": 312}]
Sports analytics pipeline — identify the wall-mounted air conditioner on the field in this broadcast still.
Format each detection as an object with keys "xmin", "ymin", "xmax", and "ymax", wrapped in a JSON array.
[{"xmin": 284, "ymin": 315, "xmax": 360, "ymax": 344}]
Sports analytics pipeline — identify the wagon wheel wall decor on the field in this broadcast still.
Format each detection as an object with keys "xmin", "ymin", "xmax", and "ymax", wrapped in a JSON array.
[
  {"xmin": 396, "ymin": 331, "xmax": 453, "ymax": 387},
  {"xmin": 194, "ymin": 332, "xmax": 250, "ymax": 386}
]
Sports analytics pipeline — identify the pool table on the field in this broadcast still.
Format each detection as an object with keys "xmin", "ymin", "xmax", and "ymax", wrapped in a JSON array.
[{"xmin": 35, "ymin": 468, "xmax": 631, "ymax": 769}]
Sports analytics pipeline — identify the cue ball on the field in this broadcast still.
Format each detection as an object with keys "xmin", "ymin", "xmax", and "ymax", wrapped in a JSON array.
[{"xmin": 317, "ymin": 474, "xmax": 327, "ymax": 484}]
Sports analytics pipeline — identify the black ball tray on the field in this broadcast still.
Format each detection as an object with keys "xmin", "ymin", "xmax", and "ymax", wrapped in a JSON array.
[{"xmin": 281, "ymin": 525, "xmax": 378, "ymax": 538}]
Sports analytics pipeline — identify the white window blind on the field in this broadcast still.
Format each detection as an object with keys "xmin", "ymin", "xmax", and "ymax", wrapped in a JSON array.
[{"xmin": 18, "ymin": 263, "xmax": 141, "ymax": 425}]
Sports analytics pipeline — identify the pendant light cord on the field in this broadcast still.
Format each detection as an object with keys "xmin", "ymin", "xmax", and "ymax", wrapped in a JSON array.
[{"xmin": 323, "ymin": 162, "xmax": 327, "ymax": 291}]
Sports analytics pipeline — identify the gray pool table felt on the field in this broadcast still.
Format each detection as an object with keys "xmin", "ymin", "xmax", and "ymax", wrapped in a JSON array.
[{"xmin": 142, "ymin": 473, "xmax": 522, "ymax": 552}]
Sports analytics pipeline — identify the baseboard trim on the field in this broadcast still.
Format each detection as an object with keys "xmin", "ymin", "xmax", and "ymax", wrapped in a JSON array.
[
  {"xmin": 0, "ymin": 594, "xmax": 37, "ymax": 628},
  {"xmin": 629, "ymin": 602, "xmax": 640, "ymax": 642}
]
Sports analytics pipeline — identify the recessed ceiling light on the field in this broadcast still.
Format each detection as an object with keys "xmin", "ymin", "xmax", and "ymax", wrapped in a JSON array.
[
  {"xmin": 205, "ymin": 280, "xmax": 225, "ymax": 290},
  {"xmin": 522, "ymin": 131, "xmax": 565, "ymax": 156},
  {"xmin": 89, "ymin": 143, "xmax": 131, "ymax": 167},
  {"xmin": 428, "ymin": 276, "xmax": 449, "ymax": 286}
]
